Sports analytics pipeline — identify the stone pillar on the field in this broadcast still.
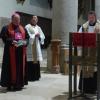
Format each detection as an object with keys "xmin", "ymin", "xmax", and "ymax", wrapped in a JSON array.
[
  {"xmin": 50, "ymin": 0, "xmax": 78, "ymax": 74},
  {"xmin": 52, "ymin": 0, "xmax": 78, "ymax": 43},
  {"xmin": 95, "ymin": 0, "xmax": 100, "ymax": 20},
  {"xmin": 95, "ymin": 1, "xmax": 100, "ymax": 99}
]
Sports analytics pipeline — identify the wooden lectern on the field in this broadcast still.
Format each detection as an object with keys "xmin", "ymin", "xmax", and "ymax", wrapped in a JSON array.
[{"xmin": 68, "ymin": 32, "xmax": 100, "ymax": 100}]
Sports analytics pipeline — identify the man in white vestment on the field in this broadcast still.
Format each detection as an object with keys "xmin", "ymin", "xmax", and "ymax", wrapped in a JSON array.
[
  {"xmin": 25, "ymin": 16, "xmax": 45, "ymax": 81},
  {"xmin": 78, "ymin": 11, "xmax": 100, "ymax": 94}
]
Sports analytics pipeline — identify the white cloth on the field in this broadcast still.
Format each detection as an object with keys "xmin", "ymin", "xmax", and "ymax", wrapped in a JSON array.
[
  {"xmin": 78, "ymin": 26, "xmax": 95, "ymax": 33},
  {"xmin": 25, "ymin": 24, "xmax": 45, "ymax": 61}
]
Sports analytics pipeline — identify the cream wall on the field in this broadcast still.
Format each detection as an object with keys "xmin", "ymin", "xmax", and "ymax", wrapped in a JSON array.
[{"xmin": 0, "ymin": 0, "xmax": 52, "ymax": 18}]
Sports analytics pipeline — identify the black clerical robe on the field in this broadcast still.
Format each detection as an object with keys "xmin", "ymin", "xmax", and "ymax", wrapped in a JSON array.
[{"xmin": 0, "ymin": 23, "xmax": 29, "ymax": 90}]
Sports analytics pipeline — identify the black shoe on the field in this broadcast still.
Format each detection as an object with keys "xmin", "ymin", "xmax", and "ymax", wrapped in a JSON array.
[
  {"xmin": 7, "ymin": 86, "xmax": 16, "ymax": 91},
  {"xmin": 13, "ymin": 87, "xmax": 23, "ymax": 91},
  {"xmin": 7, "ymin": 87, "xmax": 11, "ymax": 91},
  {"xmin": 84, "ymin": 90, "xmax": 97, "ymax": 94}
]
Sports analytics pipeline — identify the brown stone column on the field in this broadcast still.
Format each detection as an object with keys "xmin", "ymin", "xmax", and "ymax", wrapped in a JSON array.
[
  {"xmin": 52, "ymin": 0, "xmax": 78, "ymax": 74},
  {"xmin": 47, "ymin": 0, "xmax": 78, "ymax": 74},
  {"xmin": 51, "ymin": 39, "xmax": 61, "ymax": 73},
  {"xmin": 60, "ymin": 47, "xmax": 69, "ymax": 75}
]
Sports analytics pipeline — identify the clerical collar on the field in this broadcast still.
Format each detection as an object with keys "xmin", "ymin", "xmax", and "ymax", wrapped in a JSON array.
[
  {"xmin": 89, "ymin": 21, "xmax": 96, "ymax": 26},
  {"xmin": 30, "ymin": 23, "xmax": 37, "ymax": 27},
  {"xmin": 12, "ymin": 23, "xmax": 19, "ymax": 29}
]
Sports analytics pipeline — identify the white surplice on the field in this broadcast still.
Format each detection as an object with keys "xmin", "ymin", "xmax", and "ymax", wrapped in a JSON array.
[{"xmin": 25, "ymin": 24, "xmax": 45, "ymax": 62}]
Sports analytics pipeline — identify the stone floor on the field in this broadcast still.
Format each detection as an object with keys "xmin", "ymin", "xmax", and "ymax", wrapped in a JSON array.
[
  {"xmin": 0, "ymin": 49, "xmax": 97, "ymax": 100},
  {"xmin": 0, "ymin": 72, "xmax": 69, "ymax": 100},
  {"xmin": 0, "ymin": 70, "xmax": 97, "ymax": 100}
]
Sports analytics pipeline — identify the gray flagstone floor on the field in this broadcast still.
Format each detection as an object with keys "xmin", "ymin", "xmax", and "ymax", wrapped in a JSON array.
[{"xmin": 0, "ymin": 49, "xmax": 97, "ymax": 100}]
